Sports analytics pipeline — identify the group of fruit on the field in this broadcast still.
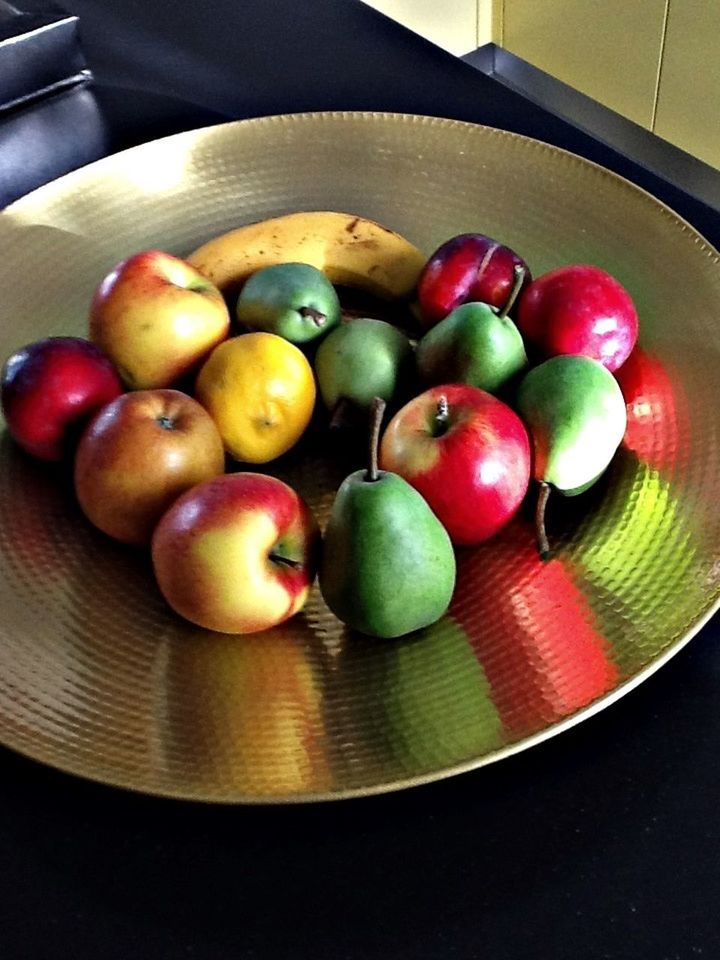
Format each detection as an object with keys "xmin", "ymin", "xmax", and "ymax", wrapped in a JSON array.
[{"xmin": 0, "ymin": 210, "xmax": 639, "ymax": 640}]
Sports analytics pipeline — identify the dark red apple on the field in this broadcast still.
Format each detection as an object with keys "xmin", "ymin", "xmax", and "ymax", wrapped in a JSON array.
[
  {"xmin": 516, "ymin": 264, "xmax": 639, "ymax": 372},
  {"xmin": 416, "ymin": 233, "xmax": 531, "ymax": 329},
  {"xmin": 378, "ymin": 383, "xmax": 531, "ymax": 545},
  {"xmin": 1, "ymin": 336, "xmax": 124, "ymax": 461}
]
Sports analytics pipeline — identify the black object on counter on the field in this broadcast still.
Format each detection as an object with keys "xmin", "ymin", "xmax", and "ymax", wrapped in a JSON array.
[{"xmin": 0, "ymin": 0, "xmax": 108, "ymax": 206}]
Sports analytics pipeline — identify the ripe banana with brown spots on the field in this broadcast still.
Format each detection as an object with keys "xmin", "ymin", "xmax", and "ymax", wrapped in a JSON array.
[{"xmin": 186, "ymin": 210, "xmax": 426, "ymax": 301}]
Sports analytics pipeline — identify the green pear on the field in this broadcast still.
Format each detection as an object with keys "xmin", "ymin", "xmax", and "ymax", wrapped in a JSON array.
[
  {"xmin": 515, "ymin": 354, "xmax": 627, "ymax": 559},
  {"xmin": 314, "ymin": 317, "xmax": 413, "ymax": 423},
  {"xmin": 235, "ymin": 262, "xmax": 341, "ymax": 343},
  {"xmin": 319, "ymin": 399, "xmax": 456, "ymax": 639},
  {"xmin": 416, "ymin": 263, "xmax": 528, "ymax": 393}
]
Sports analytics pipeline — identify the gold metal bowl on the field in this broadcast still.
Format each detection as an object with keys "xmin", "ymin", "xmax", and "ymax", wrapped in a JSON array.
[{"xmin": 1, "ymin": 112, "xmax": 719, "ymax": 802}]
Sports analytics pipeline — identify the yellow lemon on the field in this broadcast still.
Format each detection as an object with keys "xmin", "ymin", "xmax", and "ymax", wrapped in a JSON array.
[{"xmin": 195, "ymin": 333, "xmax": 316, "ymax": 463}]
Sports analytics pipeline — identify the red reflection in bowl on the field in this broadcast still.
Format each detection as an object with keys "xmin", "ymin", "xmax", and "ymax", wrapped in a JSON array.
[
  {"xmin": 616, "ymin": 346, "xmax": 689, "ymax": 473},
  {"xmin": 451, "ymin": 521, "xmax": 618, "ymax": 739}
]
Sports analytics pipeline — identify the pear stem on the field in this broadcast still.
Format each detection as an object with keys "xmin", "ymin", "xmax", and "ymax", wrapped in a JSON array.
[
  {"xmin": 498, "ymin": 263, "xmax": 526, "ymax": 319},
  {"xmin": 299, "ymin": 306, "xmax": 326, "ymax": 327},
  {"xmin": 434, "ymin": 394, "xmax": 449, "ymax": 437},
  {"xmin": 329, "ymin": 397, "xmax": 350, "ymax": 431},
  {"xmin": 535, "ymin": 481, "xmax": 552, "ymax": 561},
  {"xmin": 366, "ymin": 396, "xmax": 386, "ymax": 482}
]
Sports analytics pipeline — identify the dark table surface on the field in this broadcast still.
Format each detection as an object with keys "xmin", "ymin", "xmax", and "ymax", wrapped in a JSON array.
[{"xmin": 4, "ymin": 2, "xmax": 720, "ymax": 958}]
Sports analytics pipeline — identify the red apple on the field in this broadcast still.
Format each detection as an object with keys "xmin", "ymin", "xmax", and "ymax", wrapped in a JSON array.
[
  {"xmin": 379, "ymin": 383, "xmax": 531, "ymax": 545},
  {"xmin": 516, "ymin": 264, "xmax": 639, "ymax": 371},
  {"xmin": 417, "ymin": 233, "xmax": 531, "ymax": 329},
  {"xmin": 74, "ymin": 389, "xmax": 225, "ymax": 546},
  {"xmin": 1, "ymin": 336, "xmax": 124, "ymax": 461},
  {"xmin": 89, "ymin": 249, "xmax": 231, "ymax": 389},
  {"xmin": 151, "ymin": 472, "xmax": 320, "ymax": 634}
]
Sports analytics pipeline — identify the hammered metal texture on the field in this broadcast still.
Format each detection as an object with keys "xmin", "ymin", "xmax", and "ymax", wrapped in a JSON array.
[{"xmin": 1, "ymin": 112, "xmax": 720, "ymax": 803}]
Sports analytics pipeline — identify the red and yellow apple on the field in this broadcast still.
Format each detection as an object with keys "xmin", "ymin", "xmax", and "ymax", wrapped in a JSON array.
[
  {"xmin": 1, "ymin": 336, "xmax": 123, "ymax": 461},
  {"xmin": 74, "ymin": 388, "xmax": 225, "ymax": 546},
  {"xmin": 379, "ymin": 383, "xmax": 531, "ymax": 545},
  {"xmin": 151, "ymin": 472, "xmax": 320, "ymax": 634},
  {"xmin": 89, "ymin": 249, "xmax": 231, "ymax": 389}
]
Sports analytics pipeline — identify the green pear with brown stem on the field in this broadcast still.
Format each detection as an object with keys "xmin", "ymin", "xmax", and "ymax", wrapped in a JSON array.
[
  {"xmin": 314, "ymin": 317, "xmax": 413, "ymax": 428},
  {"xmin": 515, "ymin": 354, "xmax": 627, "ymax": 560},
  {"xmin": 319, "ymin": 398, "xmax": 456, "ymax": 638},
  {"xmin": 416, "ymin": 263, "xmax": 528, "ymax": 394}
]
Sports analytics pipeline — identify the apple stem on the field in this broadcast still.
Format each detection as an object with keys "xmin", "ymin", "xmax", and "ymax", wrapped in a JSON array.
[
  {"xmin": 498, "ymin": 263, "xmax": 526, "ymax": 320},
  {"xmin": 270, "ymin": 553, "xmax": 303, "ymax": 570},
  {"xmin": 536, "ymin": 481, "xmax": 552, "ymax": 561},
  {"xmin": 366, "ymin": 396, "xmax": 386, "ymax": 482},
  {"xmin": 299, "ymin": 306, "xmax": 326, "ymax": 327},
  {"xmin": 434, "ymin": 394, "xmax": 449, "ymax": 437}
]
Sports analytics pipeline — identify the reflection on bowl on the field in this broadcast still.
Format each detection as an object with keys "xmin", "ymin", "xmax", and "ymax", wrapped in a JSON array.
[
  {"xmin": 452, "ymin": 521, "xmax": 618, "ymax": 739},
  {"xmin": 154, "ymin": 616, "xmax": 331, "ymax": 800}
]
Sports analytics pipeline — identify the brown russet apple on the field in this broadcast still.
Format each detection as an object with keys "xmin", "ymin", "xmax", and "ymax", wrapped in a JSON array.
[
  {"xmin": 89, "ymin": 250, "xmax": 231, "ymax": 389},
  {"xmin": 151, "ymin": 472, "xmax": 320, "ymax": 634},
  {"xmin": 74, "ymin": 389, "xmax": 225, "ymax": 546}
]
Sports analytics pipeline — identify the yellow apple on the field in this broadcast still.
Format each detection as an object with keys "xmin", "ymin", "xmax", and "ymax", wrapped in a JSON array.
[{"xmin": 89, "ymin": 250, "xmax": 230, "ymax": 389}]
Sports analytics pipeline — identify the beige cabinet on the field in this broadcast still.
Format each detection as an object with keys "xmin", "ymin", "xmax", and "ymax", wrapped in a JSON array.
[
  {"xmin": 362, "ymin": 0, "xmax": 720, "ymax": 171},
  {"xmin": 653, "ymin": 0, "xmax": 720, "ymax": 169},
  {"xmin": 501, "ymin": 0, "xmax": 668, "ymax": 129},
  {"xmin": 501, "ymin": 0, "xmax": 720, "ymax": 170}
]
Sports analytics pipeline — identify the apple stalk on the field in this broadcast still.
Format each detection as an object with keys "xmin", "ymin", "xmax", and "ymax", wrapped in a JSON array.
[
  {"xmin": 270, "ymin": 552, "xmax": 303, "ymax": 570},
  {"xmin": 499, "ymin": 263, "xmax": 526, "ymax": 319},
  {"xmin": 433, "ymin": 394, "xmax": 450, "ymax": 437}
]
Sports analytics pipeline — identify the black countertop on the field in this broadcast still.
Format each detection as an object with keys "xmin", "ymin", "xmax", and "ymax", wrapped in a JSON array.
[{"xmin": 3, "ymin": 2, "xmax": 720, "ymax": 957}]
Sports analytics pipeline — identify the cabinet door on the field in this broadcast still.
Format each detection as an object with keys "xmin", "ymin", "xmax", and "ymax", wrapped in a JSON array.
[
  {"xmin": 502, "ymin": 0, "xmax": 667, "ymax": 128},
  {"xmin": 654, "ymin": 0, "xmax": 720, "ymax": 169}
]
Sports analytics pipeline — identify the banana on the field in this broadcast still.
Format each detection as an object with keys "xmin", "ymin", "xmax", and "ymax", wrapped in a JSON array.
[{"xmin": 186, "ymin": 210, "xmax": 426, "ymax": 300}]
